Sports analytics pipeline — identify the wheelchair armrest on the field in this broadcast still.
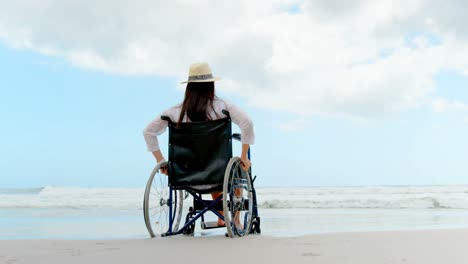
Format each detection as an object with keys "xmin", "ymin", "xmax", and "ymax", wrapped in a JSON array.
[
  {"xmin": 232, "ymin": 133, "xmax": 242, "ymax": 142},
  {"xmin": 161, "ymin": 116, "xmax": 171, "ymax": 122}
]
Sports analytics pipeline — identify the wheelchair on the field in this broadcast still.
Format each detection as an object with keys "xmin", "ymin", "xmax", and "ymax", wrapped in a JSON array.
[{"xmin": 143, "ymin": 110, "xmax": 261, "ymax": 238}]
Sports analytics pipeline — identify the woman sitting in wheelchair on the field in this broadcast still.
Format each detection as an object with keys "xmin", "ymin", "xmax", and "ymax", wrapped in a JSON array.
[{"xmin": 143, "ymin": 62, "xmax": 254, "ymax": 228}]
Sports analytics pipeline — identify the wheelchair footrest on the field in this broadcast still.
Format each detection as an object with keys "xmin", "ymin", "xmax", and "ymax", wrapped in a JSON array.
[{"xmin": 201, "ymin": 221, "xmax": 225, "ymax": 230}]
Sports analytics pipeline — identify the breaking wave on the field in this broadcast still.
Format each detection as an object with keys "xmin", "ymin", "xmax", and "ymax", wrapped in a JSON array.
[{"xmin": 1, "ymin": 185, "xmax": 468, "ymax": 210}]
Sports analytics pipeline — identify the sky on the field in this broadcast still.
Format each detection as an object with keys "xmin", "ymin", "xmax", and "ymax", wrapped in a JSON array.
[{"xmin": 1, "ymin": 0, "xmax": 468, "ymax": 188}]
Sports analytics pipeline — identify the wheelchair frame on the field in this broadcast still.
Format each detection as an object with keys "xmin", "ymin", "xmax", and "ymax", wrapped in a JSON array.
[{"xmin": 143, "ymin": 113, "xmax": 261, "ymax": 238}]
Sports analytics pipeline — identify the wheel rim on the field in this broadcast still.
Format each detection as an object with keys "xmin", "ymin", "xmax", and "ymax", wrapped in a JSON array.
[
  {"xmin": 144, "ymin": 162, "xmax": 183, "ymax": 237},
  {"xmin": 223, "ymin": 157, "xmax": 253, "ymax": 237}
]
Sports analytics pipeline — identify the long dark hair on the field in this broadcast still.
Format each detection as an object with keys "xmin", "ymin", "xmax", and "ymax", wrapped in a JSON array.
[{"xmin": 177, "ymin": 81, "xmax": 218, "ymax": 125}]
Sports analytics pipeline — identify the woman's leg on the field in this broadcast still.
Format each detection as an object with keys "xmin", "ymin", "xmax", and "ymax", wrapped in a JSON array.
[
  {"xmin": 211, "ymin": 192, "xmax": 224, "ymax": 226},
  {"xmin": 234, "ymin": 188, "xmax": 243, "ymax": 229},
  {"xmin": 212, "ymin": 190, "xmax": 243, "ymax": 229}
]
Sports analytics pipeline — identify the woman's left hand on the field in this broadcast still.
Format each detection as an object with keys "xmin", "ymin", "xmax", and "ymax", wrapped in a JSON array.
[
  {"xmin": 159, "ymin": 165, "xmax": 168, "ymax": 175},
  {"xmin": 240, "ymin": 157, "xmax": 251, "ymax": 171}
]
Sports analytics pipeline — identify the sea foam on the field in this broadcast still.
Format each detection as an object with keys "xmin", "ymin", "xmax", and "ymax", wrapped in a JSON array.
[{"xmin": 1, "ymin": 185, "xmax": 467, "ymax": 210}]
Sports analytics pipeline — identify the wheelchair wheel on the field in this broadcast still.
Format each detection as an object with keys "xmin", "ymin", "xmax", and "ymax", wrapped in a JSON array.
[
  {"xmin": 143, "ymin": 161, "xmax": 183, "ymax": 237},
  {"xmin": 223, "ymin": 157, "xmax": 254, "ymax": 238}
]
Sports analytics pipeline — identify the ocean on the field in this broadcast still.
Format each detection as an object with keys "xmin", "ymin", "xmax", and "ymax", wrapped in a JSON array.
[{"xmin": 1, "ymin": 185, "xmax": 468, "ymax": 239}]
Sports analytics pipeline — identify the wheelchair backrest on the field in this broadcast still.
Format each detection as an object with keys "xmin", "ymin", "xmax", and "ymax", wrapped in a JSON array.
[{"xmin": 162, "ymin": 115, "xmax": 233, "ymax": 192}]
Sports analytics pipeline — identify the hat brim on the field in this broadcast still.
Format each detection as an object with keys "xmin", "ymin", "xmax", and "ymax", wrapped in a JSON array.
[{"xmin": 180, "ymin": 76, "xmax": 221, "ymax": 84}]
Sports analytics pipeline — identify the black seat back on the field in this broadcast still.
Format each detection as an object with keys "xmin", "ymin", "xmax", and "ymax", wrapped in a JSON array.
[{"xmin": 164, "ymin": 117, "xmax": 232, "ymax": 193}]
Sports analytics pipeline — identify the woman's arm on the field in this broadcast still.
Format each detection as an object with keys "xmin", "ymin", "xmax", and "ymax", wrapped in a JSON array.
[
  {"xmin": 241, "ymin": 143, "xmax": 251, "ymax": 171},
  {"xmin": 143, "ymin": 108, "xmax": 175, "ymax": 161},
  {"xmin": 152, "ymin": 150, "xmax": 165, "ymax": 163},
  {"xmin": 144, "ymin": 106, "xmax": 181, "ymax": 175},
  {"xmin": 143, "ymin": 119, "xmax": 166, "ymax": 154},
  {"xmin": 152, "ymin": 150, "xmax": 168, "ymax": 175},
  {"xmin": 223, "ymin": 100, "xmax": 255, "ymax": 171},
  {"xmin": 144, "ymin": 111, "xmax": 171, "ymax": 175},
  {"xmin": 223, "ymin": 100, "xmax": 254, "ymax": 145}
]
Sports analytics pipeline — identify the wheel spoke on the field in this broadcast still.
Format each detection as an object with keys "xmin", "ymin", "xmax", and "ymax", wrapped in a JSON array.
[
  {"xmin": 144, "ymin": 165, "xmax": 184, "ymax": 237},
  {"xmin": 223, "ymin": 158, "xmax": 254, "ymax": 237}
]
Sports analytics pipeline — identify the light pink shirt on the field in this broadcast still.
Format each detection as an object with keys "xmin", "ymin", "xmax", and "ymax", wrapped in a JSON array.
[{"xmin": 143, "ymin": 98, "xmax": 255, "ymax": 152}]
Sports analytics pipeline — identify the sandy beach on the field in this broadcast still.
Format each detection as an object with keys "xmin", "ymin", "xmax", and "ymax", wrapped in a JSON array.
[{"xmin": 1, "ymin": 229, "xmax": 467, "ymax": 264}]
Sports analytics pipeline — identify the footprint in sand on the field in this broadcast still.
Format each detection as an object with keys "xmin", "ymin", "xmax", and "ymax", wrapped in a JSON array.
[
  {"xmin": 6, "ymin": 258, "xmax": 18, "ymax": 264},
  {"xmin": 104, "ymin": 248, "xmax": 120, "ymax": 251},
  {"xmin": 299, "ymin": 242, "xmax": 320, "ymax": 246},
  {"xmin": 63, "ymin": 248, "xmax": 82, "ymax": 256}
]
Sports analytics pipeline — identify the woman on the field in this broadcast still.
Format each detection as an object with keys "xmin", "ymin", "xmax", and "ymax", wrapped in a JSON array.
[{"xmin": 143, "ymin": 62, "xmax": 254, "ymax": 226}]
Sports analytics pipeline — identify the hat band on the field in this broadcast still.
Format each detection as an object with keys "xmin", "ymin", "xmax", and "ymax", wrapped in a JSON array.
[{"xmin": 188, "ymin": 74, "xmax": 214, "ymax": 81}]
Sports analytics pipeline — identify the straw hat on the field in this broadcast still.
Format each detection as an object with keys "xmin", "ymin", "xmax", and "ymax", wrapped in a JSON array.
[{"xmin": 180, "ymin": 62, "xmax": 221, "ymax": 84}]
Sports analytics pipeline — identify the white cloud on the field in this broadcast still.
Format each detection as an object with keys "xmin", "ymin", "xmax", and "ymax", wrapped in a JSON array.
[
  {"xmin": 1, "ymin": 0, "xmax": 468, "ymax": 118},
  {"xmin": 432, "ymin": 97, "xmax": 468, "ymax": 113},
  {"xmin": 277, "ymin": 118, "xmax": 311, "ymax": 133}
]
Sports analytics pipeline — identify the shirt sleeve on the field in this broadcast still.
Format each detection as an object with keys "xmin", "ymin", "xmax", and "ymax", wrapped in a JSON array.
[
  {"xmin": 224, "ymin": 100, "xmax": 255, "ymax": 145},
  {"xmin": 142, "ymin": 110, "xmax": 170, "ymax": 152}
]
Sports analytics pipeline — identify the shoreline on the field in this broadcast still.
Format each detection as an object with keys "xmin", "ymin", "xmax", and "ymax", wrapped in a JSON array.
[
  {"xmin": 4, "ymin": 207, "xmax": 468, "ymax": 240},
  {"xmin": 1, "ymin": 228, "xmax": 467, "ymax": 264}
]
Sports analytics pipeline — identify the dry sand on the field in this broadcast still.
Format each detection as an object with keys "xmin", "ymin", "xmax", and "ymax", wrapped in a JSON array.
[{"xmin": 1, "ymin": 229, "xmax": 467, "ymax": 264}]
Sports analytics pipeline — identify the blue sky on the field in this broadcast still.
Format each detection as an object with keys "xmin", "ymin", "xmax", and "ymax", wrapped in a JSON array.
[
  {"xmin": 1, "ymin": 43, "xmax": 468, "ymax": 188},
  {"xmin": 1, "ymin": 1, "xmax": 468, "ymax": 188}
]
